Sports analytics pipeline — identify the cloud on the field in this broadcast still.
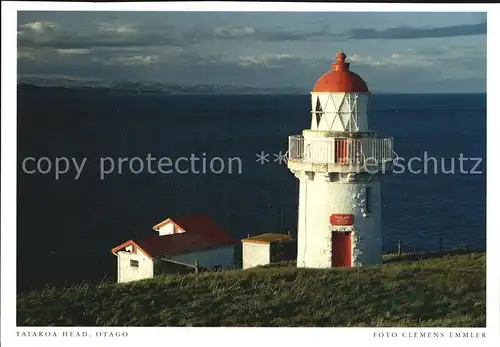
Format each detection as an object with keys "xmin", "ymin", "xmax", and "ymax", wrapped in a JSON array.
[
  {"xmin": 18, "ymin": 21, "xmax": 185, "ymax": 49},
  {"xmin": 16, "ymin": 15, "xmax": 485, "ymax": 93},
  {"xmin": 18, "ymin": 21, "xmax": 63, "ymax": 49},
  {"xmin": 348, "ymin": 54, "xmax": 382, "ymax": 66},
  {"xmin": 256, "ymin": 29, "xmax": 329, "ymax": 42},
  {"xmin": 18, "ymin": 48, "xmax": 37, "ymax": 61},
  {"xmin": 345, "ymin": 45, "xmax": 486, "ymax": 70},
  {"xmin": 343, "ymin": 46, "xmax": 485, "ymax": 91},
  {"xmin": 236, "ymin": 54, "xmax": 299, "ymax": 67},
  {"xmin": 19, "ymin": 21, "xmax": 60, "ymax": 35},
  {"xmin": 384, "ymin": 49, "xmax": 435, "ymax": 67},
  {"xmin": 17, "ymin": 20, "xmax": 333, "ymax": 53},
  {"xmin": 416, "ymin": 44, "xmax": 484, "ymax": 59},
  {"xmin": 182, "ymin": 25, "xmax": 329, "ymax": 43},
  {"xmin": 346, "ymin": 43, "xmax": 482, "ymax": 75},
  {"xmin": 94, "ymin": 55, "xmax": 160, "ymax": 66},
  {"xmin": 17, "ymin": 17, "xmax": 487, "ymax": 62},
  {"xmin": 345, "ymin": 21, "xmax": 486, "ymax": 40},
  {"xmin": 213, "ymin": 26, "xmax": 255, "ymax": 38},
  {"xmin": 56, "ymin": 48, "xmax": 91, "ymax": 56},
  {"xmin": 186, "ymin": 21, "xmax": 487, "ymax": 44},
  {"xmin": 97, "ymin": 22, "xmax": 137, "ymax": 34}
]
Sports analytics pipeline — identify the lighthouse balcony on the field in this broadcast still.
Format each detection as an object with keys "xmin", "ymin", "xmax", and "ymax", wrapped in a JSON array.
[{"xmin": 287, "ymin": 135, "xmax": 394, "ymax": 174}]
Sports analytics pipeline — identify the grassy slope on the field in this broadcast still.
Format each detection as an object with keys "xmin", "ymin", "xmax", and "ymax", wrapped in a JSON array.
[{"xmin": 17, "ymin": 252, "xmax": 486, "ymax": 327}]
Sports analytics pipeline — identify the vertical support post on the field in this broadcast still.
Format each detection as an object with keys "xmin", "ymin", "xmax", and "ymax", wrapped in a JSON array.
[
  {"xmin": 194, "ymin": 260, "xmax": 199, "ymax": 274},
  {"xmin": 397, "ymin": 240, "xmax": 402, "ymax": 258},
  {"xmin": 439, "ymin": 237, "xmax": 443, "ymax": 258}
]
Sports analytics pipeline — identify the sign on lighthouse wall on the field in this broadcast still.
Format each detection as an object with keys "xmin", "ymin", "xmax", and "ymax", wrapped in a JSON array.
[{"xmin": 330, "ymin": 214, "xmax": 354, "ymax": 226}]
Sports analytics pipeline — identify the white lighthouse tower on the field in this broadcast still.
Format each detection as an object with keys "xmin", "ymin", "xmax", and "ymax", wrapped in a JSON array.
[{"xmin": 287, "ymin": 52, "xmax": 394, "ymax": 268}]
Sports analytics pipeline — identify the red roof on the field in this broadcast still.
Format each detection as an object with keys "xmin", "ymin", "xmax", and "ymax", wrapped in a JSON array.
[
  {"xmin": 313, "ymin": 52, "xmax": 369, "ymax": 93},
  {"xmin": 111, "ymin": 214, "xmax": 235, "ymax": 258}
]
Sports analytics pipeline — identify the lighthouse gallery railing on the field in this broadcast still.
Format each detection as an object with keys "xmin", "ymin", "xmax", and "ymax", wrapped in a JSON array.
[{"xmin": 288, "ymin": 135, "xmax": 394, "ymax": 166}]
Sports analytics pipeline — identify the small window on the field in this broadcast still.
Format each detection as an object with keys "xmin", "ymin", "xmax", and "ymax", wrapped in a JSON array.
[
  {"xmin": 315, "ymin": 100, "xmax": 323, "ymax": 128},
  {"xmin": 365, "ymin": 187, "xmax": 372, "ymax": 214},
  {"xmin": 130, "ymin": 260, "xmax": 139, "ymax": 267}
]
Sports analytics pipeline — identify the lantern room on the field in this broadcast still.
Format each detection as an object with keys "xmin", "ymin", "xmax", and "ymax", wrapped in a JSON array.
[{"xmin": 310, "ymin": 52, "xmax": 371, "ymax": 133}]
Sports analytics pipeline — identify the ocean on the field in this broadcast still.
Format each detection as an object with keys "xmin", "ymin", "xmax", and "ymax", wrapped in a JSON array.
[{"xmin": 16, "ymin": 87, "xmax": 486, "ymax": 292}]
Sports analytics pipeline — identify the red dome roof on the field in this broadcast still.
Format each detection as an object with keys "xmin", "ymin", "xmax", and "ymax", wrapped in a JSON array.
[{"xmin": 313, "ymin": 52, "xmax": 369, "ymax": 93}]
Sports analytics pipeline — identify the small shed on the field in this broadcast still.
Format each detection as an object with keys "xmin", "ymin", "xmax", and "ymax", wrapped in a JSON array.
[{"xmin": 241, "ymin": 233, "xmax": 297, "ymax": 270}]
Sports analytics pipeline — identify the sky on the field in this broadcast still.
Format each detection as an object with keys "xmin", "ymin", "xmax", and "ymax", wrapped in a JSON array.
[{"xmin": 17, "ymin": 11, "xmax": 487, "ymax": 93}]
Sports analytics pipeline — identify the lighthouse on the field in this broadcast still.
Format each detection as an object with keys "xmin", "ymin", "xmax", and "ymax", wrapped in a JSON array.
[{"xmin": 287, "ymin": 52, "xmax": 394, "ymax": 268}]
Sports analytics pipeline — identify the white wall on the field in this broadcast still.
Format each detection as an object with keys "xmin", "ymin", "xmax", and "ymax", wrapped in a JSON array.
[
  {"xmin": 296, "ymin": 173, "xmax": 382, "ymax": 268},
  {"xmin": 242, "ymin": 242, "xmax": 271, "ymax": 270},
  {"xmin": 169, "ymin": 245, "xmax": 235, "ymax": 269},
  {"xmin": 310, "ymin": 92, "xmax": 370, "ymax": 132},
  {"xmin": 158, "ymin": 221, "xmax": 185, "ymax": 236},
  {"xmin": 117, "ymin": 249, "xmax": 154, "ymax": 283}
]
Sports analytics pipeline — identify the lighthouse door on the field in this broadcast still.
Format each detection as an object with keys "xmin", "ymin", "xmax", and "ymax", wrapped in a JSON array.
[
  {"xmin": 334, "ymin": 139, "xmax": 349, "ymax": 164},
  {"xmin": 331, "ymin": 231, "xmax": 352, "ymax": 267}
]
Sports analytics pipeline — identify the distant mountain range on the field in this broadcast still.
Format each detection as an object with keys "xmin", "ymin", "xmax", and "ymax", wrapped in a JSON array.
[{"xmin": 17, "ymin": 77, "xmax": 308, "ymax": 95}]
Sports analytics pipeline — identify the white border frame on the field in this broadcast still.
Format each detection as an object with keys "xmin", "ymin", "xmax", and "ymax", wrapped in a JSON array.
[{"xmin": 2, "ymin": 2, "xmax": 498, "ymax": 347}]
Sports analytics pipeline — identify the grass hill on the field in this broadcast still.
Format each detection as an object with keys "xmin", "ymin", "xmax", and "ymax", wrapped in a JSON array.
[{"xmin": 17, "ymin": 251, "xmax": 485, "ymax": 327}]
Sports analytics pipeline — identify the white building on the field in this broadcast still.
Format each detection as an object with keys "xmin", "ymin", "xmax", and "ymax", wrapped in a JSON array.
[
  {"xmin": 287, "ymin": 52, "xmax": 394, "ymax": 268},
  {"xmin": 111, "ymin": 214, "xmax": 236, "ymax": 283},
  {"xmin": 241, "ymin": 233, "xmax": 296, "ymax": 270}
]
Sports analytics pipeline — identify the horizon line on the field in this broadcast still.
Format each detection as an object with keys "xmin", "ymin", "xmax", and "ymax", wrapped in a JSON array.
[{"xmin": 17, "ymin": 83, "xmax": 486, "ymax": 96}]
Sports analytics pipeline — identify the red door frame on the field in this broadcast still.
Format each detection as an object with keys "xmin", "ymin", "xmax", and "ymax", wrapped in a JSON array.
[
  {"xmin": 331, "ymin": 231, "xmax": 352, "ymax": 267},
  {"xmin": 335, "ymin": 139, "xmax": 348, "ymax": 164}
]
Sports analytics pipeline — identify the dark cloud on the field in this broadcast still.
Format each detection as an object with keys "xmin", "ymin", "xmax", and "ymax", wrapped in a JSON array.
[
  {"xmin": 17, "ymin": 20, "xmax": 337, "ymax": 51},
  {"xmin": 18, "ymin": 23, "xmax": 186, "ymax": 49},
  {"xmin": 184, "ymin": 25, "xmax": 332, "ymax": 42},
  {"xmin": 345, "ymin": 21, "xmax": 486, "ymax": 40},
  {"xmin": 18, "ymin": 34, "xmax": 183, "ymax": 49},
  {"xmin": 255, "ymin": 29, "xmax": 330, "ymax": 42},
  {"xmin": 19, "ymin": 20, "xmax": 486, "ymax": 51}
]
